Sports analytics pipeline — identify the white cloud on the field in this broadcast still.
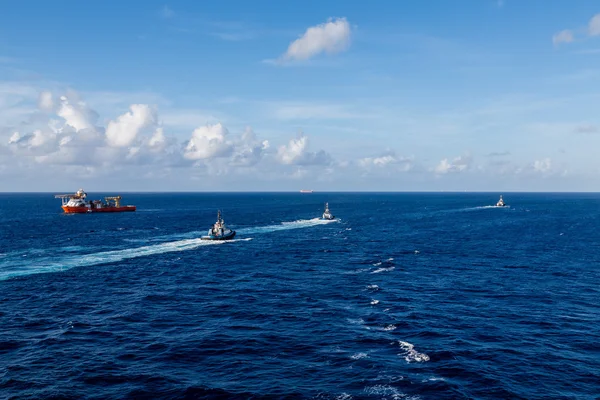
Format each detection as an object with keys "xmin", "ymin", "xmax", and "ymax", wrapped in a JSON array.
[
  {"xmin": 554, "ymin": 13, "xmax": 600, "ymax": 46},
  {"xmin": 38, "ymin": 91, "xmax": 54, "ymax": 112},
  {"xmin": 552, "ymin": 29, "xmax": 574, "ymax": 46},
  {"xmin": 589, "ymin": 14, "xmax": 600, "ymax": 36},
  {"xmin": 231, "ymin": 127, "xmax": 269, "ymax": 167},
  {"xmin": 277, "ymin": 134, "xmax": 332, "ymax": 166},
  {"xmin": 105, "ymin": 104, "xmax": 156, "ymax": 147},
  {"xmin": 184, "ymin": 123, "xmax": 233, "ymax": 160},
  {"xmin": 434, "ymin": 154, "xmax": 472, "ymax": 174},
  {"xmin": 56, "ymin": 94, "xmax": 98, "ymax": 132},
  {"xmin": 358, "ymin": 151, "xmax": 414, "ymax": 171},
  {"xmin": 8, "ymin": 132, "xmax": 20, "ymax": 144},
  {"xmin": 148, "ymin": 127, "xmax": 168, "ymax": 152},
  {"xmin": 279, "ymin": 17, "xmax": 351, "ymax": 62},
  {"xmin": 533, "ymin": 158, "xmax": 551, "ymax": 173}
]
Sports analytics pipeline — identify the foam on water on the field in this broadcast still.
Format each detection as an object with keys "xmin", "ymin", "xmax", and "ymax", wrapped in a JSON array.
[
  {"xmin": 0, "ymin": 238, "xmax": 228, "ymax": 281},
  {"xmin": 238, "ymin": 217, "xmax": 338, "ymax": 234},
  {"xmin": 463, "ymin": 205, "xmax": 511, "ymax": 211},
  {"xmin": 0, "ymin": 216, "xmax": 332, "ymax": 281},
  {"xmin": 398, "ymin": 341, "xmax": 430, "ymax": 363},
  {"xmin": 371, "ymin": 267, "xmax": 395, "ymax": 274},
  {"xmin": 126, "ymin": 218, "xmax": 336, "ymax": 243},
  {"xmin": 351, "ymin": 352, "xmax": 368, "ymax": 360},
  {"xmin": 363, "ymin": 385, "xmax": 411, "ymax": 400}
]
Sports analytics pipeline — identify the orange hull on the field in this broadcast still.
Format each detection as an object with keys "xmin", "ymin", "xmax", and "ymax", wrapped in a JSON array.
[{"xmin": 62, "ymin": 206, "xmax": 136, "ymax": 214}]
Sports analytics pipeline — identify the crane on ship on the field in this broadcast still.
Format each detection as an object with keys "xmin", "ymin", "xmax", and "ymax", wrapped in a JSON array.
[{"xmin": 104, "ymin": 196, "xmax": 122, "ymax": 208}]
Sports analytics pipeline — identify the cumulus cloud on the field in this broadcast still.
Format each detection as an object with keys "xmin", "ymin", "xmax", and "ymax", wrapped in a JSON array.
[
  {"xmin": 552, "ymin": 29, "xmax": 574, "ymax": 46},
  {"xmin": 231, "ymin": 127, "xmax": 270, "ymax": 167},
  {"xmin": 148, "ymin": 127, "xmax": 167, "ymax": 150},
  {"xmin": 105, "ymin": 104, "xmax": 156, "ymax": 147},
  {"xmin": 277, "ymin": 134, "xmax": 332, "ymax": 166},
  {"xmin": 56, "ymin": 94, "xmax": 98, "ymax": 132},
  {"xmin": 358, "ymin": 151, "xmax": 414, "ymax": 171},
  {"xmin": 38, "ymin": 91, "xmax": 54, "ymax": 112},
  {"xmin": 184, "ymin": 123, "xmax": 233, "ymax": 160},
  {"xmin": 434, "ymin": 154, "xmax": 472, "ymax": 174},
  {"xmin": 1, "ymin": 88, "xmax": 331, "ymax": 181},
  {"xmin": 533, "ymin": 158, "xmax": 551, "ymax": 173},
  {"xmin": 4, "ymin": 90, "xmax": 173, "ymax": 169},
  {"xmin": 279, "ymin": 17, "xmax": 351, "ymax": 62}
]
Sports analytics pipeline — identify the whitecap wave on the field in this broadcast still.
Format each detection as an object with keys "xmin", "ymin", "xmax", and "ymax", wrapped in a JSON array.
[
  {"xmin": 398, "ymin": 341, "xmax": 430, "ymax": 363},
  {"xmin": 363, "ymin": 385, "xmax": 411, "ymax": 400},
  {"xmin": 351, "ymin": 352, "xmax": 368, "ymax": 360},
  {"xmin": 371, "ymin": 266, "xmax": 395, "ymax": 274},
  {"xmin": 347, "ymin": 318, "xmax": 365, "ymax": 325}
]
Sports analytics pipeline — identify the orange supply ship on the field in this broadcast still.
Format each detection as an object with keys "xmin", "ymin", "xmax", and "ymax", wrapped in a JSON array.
[{"xmin": 54, "ymin": 189, "xmax": 136, "ymax": 214}]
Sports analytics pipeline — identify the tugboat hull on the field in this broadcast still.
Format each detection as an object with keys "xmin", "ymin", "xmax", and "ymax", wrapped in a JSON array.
[{"xmin": 201, "ymin": 231, "xmax": 236, "ymax": 241}]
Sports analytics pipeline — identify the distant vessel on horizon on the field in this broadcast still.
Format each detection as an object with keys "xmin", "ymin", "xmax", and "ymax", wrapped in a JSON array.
[
  {"xmin": 54, "ymin": 189, "xmax": 136, "ymax": 214},
  {"xmin": 300, "ymin": 189, "xmax": 313, "ymax": 193}
]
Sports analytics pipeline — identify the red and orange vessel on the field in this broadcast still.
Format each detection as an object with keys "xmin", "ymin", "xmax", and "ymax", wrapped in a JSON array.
[{"xmin": 54, "ymin": 189, "xmax": 136, "ymax": 214}]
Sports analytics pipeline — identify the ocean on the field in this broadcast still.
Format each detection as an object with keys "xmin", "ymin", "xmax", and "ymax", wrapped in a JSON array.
[{"xmin": 0, "ymin": 192, "xmax": 598, "ymax": 399}]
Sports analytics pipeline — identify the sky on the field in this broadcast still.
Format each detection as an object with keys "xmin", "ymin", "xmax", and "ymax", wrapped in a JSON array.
[{"xmin": 1, "ymin": 0, "xmax": 600, "ymax": 191}]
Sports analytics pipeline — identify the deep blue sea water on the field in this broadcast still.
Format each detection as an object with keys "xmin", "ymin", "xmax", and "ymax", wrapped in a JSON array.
[{"xmin": 1, "ymin": 192, "xmax": 599, "ymax": 399}]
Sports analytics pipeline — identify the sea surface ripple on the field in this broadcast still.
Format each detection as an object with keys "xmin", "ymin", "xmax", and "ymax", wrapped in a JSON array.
[{"xmin": 1, "ymin": 193, "xmax": 599, "ymax": 399}]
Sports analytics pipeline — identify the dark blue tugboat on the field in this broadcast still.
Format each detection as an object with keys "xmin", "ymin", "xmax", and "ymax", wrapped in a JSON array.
[
  {"xmin": 321, "ymin": 202, "xmax": 335, "ymax": 220},
  {"xmin": 201, "ymin": 210, "xmax": 236, "ymax": 240},
  {"xmin": 496, "ymin": 195, "xmax": 508, "ymax": 207}
]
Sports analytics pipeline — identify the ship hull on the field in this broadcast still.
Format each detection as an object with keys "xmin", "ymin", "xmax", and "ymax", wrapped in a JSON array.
[
  {"xmin": 201, "ymin": 231, "xmax": 236, "ymax": 241},
  {"xmin": 62, "ymin": 206, "xmax": 136, "ymax": 214}
]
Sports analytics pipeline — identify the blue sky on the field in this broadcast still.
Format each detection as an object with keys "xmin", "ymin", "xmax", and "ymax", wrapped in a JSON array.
[{"xmin": 1, "ymin": 0, "xmax": 600, "ymax": 191}]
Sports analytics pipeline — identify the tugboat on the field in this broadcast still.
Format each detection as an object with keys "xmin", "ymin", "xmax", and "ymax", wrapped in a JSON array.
[
  {"xmin": 54, "ymin": 189, "xmax": 136, "ymax": 213},
  {"xmin": 321, "ymin": 202, "xmax": 335, "ymax": 220},
  {"xmin": 496, "ymin": 195, "xmax": 507, "ymax": 207},
  {"xmin": 201, "ymin": 210, "xmax": 236, "ymax": 241}
]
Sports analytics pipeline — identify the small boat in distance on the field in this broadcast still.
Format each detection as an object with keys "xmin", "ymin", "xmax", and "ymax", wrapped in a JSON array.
[
  {"xmin": 321, "ymin": 202, "xmax": 335, "ymax": 220},
  {"xmin": 201, "ymin": 210, "xmax": 236, "ymax": 241},
  {"xmin": 54, "ymin": 189, "xmax": 136, "ymax": 213},
  {"xmin": 300, "ymin": 189, "xmax": 313, "ymax": 193},
  {"xmin": 496, "ymin": 195, "xmax": 508, "ymax": 207}
]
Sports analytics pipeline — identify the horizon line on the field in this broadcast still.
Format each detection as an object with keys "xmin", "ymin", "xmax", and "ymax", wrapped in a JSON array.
[{"xmin": 1, "ymin": 190, "xmax": 600, "ymax": 194}]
